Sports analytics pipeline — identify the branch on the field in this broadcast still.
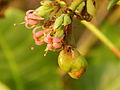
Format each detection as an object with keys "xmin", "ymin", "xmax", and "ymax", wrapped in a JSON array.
[{"xmin": 81, "ymin": 20, "xmax": 120, "ymax": 58}]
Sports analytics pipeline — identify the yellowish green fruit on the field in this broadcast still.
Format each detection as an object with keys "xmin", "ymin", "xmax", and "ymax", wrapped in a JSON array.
[
  {"xmin": 58, "ymin": 49, "xmax": 73, "ymax": 72},
  {"xmin": 58, "ymin": 47, "xmax": 88, "ymax": 79}
]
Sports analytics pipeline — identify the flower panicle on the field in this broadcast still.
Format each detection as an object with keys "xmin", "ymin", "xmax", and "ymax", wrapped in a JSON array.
[{"xmin": 15, "ymin": 0, "xmax": 98, "ymax": 79}]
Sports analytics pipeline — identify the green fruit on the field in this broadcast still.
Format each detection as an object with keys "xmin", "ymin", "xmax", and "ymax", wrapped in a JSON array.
[
  {"xmin": 70, "ymin": 49, "xmax": 88, "ymax": 71},
  {"xmin": 68, "ymin": 68, "xmax": 86, "ymax": 79},
  {"xmin": 58, "ymin": 48, "xmax": 88, "ymax": 79},
  {"xmin": 68, "ymin": 49, "xmax": 88, "ymax": 79},
  {"xmin": 58, "ymin": 49, "xmax": 73, "ymax": 72}
]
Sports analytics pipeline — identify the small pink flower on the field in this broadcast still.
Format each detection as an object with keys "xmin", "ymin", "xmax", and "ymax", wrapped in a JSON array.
[
  {"xmin": 25, "ymin": 10, "xmax": 44, "ymax": 29},
  {"xmin": 53, "ymin": 36, "xmax": 64, "ymax": 43},
  {"xmin": 32, "ymin": 26, "xmax": 50, "ymax": 45},
  {"xmin": 33, "ymin": 34, "xmax": 45, "ymax": 45},
  {"xmin": 25, "ymin": 18, "xmax": 39, "ymax": 26},
  {"xmin": 44, "ymin": 34, "xmax": 53, "ymax": 44},
  {"xmin": 34, "ymin": 31, "xmax": 45, "ymax": 37},
  {"xmin": 26, "ymin": 10, "xmax": 34, "ymax": 16},
  {"xmin": 47, "ymin": 44, "xmax": 53, "ymax": 50},
  {"xmin": 32, "ymin": 26, "xmax": 50, "ymax": 34},
  {"xmin": 53, "ymin": 43, "xmax": 62, "ymax": 48},
  {"xmin": 35, "ymin": 40, "xmax": 45, "ymax": 45}
]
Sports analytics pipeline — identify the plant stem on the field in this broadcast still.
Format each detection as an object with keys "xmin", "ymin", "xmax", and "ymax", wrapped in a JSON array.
[
  {"xmin": 81, "ymin": 20, "xmax": 120, "ymax": 58},
  {"xmin": 64, "ymin": 0, "xmax": 83, "ymax": 47},
  {"xmin": 0, "ymin": 35, "xmax": 24, "ymax": 90}
]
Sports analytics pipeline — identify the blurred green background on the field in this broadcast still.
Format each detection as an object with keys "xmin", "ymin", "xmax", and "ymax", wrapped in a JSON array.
[{"xmin": 0, "ymin": 0, "xmax": 120, "ymax": 90}]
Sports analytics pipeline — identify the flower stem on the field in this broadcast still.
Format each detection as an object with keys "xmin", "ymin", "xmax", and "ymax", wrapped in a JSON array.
[
  {"xmin": 81, "ymin": 20, "xmax": 120, "ymax": 58},
  {"xmin": 63, "ymin": 0, "xmax": 82, "ymax": 47}
]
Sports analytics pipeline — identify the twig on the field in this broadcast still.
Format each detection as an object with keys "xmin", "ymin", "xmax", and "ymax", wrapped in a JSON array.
[{"xmin": 81, "ymin": 20, "xmax": 120, "ymax": 58}]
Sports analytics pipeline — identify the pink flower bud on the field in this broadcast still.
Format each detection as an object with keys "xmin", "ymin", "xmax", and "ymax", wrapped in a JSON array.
[{"xmin": 53, "ymin": 43, "xmax": 62, "ymax": 48}]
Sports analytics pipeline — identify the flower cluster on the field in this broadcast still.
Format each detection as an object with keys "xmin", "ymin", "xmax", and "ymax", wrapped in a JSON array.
[
  {"xmin": 15, "ymin": 1, "xmax": 67, "ymax": 54},
  {"xmin": 17, "ymin": 0, "xmax": 73, "ymax": 55},
  {"xmin": 24, "ymin": 10, "xmax": 44, "ymax": 29},
  {"xmin": 32, "ymin": 25, "xmax": 64, "ymax": 52},
  {"xmin": 17, "ymin": 0, "xmax": 96, "ymax": 54},
  {"xmin": 24, "ymin": 10, "xmax": 64, "ymax": 54},
  {"xmin": 16, "ymin": 0, "xmax": 96, "ymax": 79}
]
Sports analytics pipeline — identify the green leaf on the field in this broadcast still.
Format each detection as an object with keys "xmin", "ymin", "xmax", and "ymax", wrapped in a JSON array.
[
  {"xmin": 107, "ymin": 0, "xmax": 119, "ymax": 10},
  {"xmin": 53, "ymin": 14, "xmax": 65, "ymax": 30},
  {"xmin": 87, "ymin": 0, "xmax": 96, "ymax": 16}
]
